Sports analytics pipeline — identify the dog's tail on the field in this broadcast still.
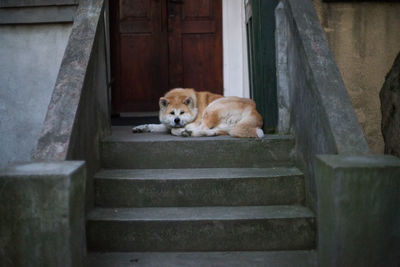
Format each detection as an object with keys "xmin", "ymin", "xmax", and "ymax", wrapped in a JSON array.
[
  {"xmin": 256, "ymin": 127, "xmax": 264, "ymax": 138},
  {"xmin": 230, "ymin": 125, "xmax": 264, "ymax": 138}
]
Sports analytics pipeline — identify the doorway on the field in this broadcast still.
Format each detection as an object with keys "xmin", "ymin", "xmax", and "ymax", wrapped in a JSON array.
[{"xmin": 110, "ymin": 0, "xmax": 223, "ymax": 113}]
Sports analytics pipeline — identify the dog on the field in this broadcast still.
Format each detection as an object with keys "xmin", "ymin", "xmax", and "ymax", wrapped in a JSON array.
[{"xmin": 132, "ymin": 88, "xmax": 264, "ymax": 138}]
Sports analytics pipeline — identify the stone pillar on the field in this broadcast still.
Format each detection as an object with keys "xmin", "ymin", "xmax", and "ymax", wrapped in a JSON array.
[
  {"xmin": 275, "ymin": 2, "xmax": 291, "ymax": 135},
  {"xmin": 0, "ymin": 161, "xmax": 86, "ymax": 267},
  {"xmin": 380, "ymin": 51, "xmax": 400, "ymax": 157},
  {"xmin": 316, "ymin": 155, "xmax": 400, "ymax": 267}
]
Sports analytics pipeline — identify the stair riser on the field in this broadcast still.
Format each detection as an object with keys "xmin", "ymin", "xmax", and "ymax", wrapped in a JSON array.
[
  {"xmin": 87, "ymin": 218, "xmax": 316, "ymax": 252},
  {"xmin": 95, "ymin": 176, "xmax": 305, "ymax": 207},
  {"xmin": 101, "ymin": 139, "xmax": 294, "ymax": 169}
]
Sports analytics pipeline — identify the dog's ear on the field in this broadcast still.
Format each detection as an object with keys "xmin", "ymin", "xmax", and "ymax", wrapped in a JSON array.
[
  {"xmin": 159, "ymin": 97, "xmax": 168, "ymax": 110},
  {"xmin": 184, "ymin": 97, "xmax": 194, "ymax": 108}
]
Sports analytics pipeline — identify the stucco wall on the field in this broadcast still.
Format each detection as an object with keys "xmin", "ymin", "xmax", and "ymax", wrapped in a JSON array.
[
  {"xmin": 313, "ymin": 0, "xmax": 400, "ymax": 154},
  {"xmin": 0, "ymin": 24, "xmax": 72, "ymax": 167}
]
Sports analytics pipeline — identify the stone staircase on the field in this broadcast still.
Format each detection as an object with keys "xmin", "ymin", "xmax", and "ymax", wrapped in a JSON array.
[{"xmin": 87, "ymin": 126, "xmax": 316, "ymax": 266}]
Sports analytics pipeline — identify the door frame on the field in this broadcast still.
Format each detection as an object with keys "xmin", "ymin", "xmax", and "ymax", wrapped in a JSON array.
[
  {"xmin": 222, "ymin": 0, "xmax": 250, "ymax": 98},
  {"xmin": 107, "ymin": 0, "xmax": 252, "ymax": 111}
]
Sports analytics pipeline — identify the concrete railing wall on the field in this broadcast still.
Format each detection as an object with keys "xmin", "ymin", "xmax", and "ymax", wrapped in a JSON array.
[
  {"xmin": 1, "ymin": 0, "xmax": 110, "ymax": 266},
  {"xmin": 0, "ymin": 162, "xmax": 86, "ymax": 267},
  {"xmin": 276, "ymin": 0, "xmax": 370, "ymax": 210},
  {"xmin": 277, "ymin": 0, "xmax": 400, "ymax": 265},
  {"xmin": 67, "ymin": 9, "xmax": 111, "ymax": 211},
  {"xmin": 34, "ymin": 0, "xmax": 111, "ymax": 210},
  {"xmin": 316, "ymin": 155, "xmax": 400, "ymax": 266}
]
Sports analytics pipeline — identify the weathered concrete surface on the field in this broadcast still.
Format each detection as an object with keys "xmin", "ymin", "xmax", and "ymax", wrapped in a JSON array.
[
  {"xmin": 380, "ymin": 51, "xmax": 400, "ymax": 157},
  {"xmin": 94, "ymin": 167, "xmax": 305, "ymax": 207},
  {"xmin": 34, "ymin": 0, "xmax": 110, "ymax": 211},
  {"xmin": 275, "ymin": 3, "xmax": 291, "ymax": 134},
  {"xmin": 316, "ymin": 155, "xmax": 400, "ymax": 267},
  {"xmin": 101, "ymin": 127, "xmax": 295, "ymax": 169},
  {"xmin": 34, "ymin": 0, "xmax": 107, "ymax": 161},
  {"xmin": 0, "ymin": 24, "xmax": 72, "ymax": 168},
  {"xmin": 87, "ymin": 206, "xmax": 315, "ymax": 252},
  {"xmin": 279, "ymin": 0, "xmax": 369, "ymax": 210},
  {"xmin": 313, "ymin": 0, "xmax": 400, "ymax": 154},
  {"xmin": 88, "ymin": 251, "xmax": 317, "ymax": 267},
  {"xmin": 0, "ymin": 161, "xmax": 86, "ymax": 267},
  {"xmin": 67, "ymin": 11, "xmax": 111, "ymax": 211}
]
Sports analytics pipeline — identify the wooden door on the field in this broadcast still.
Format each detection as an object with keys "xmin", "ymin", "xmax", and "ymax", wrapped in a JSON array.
[
  {"xmin": 110, "ymin": 0, "xmax": 223, "ymax": 113},
  {"xmin": 110, "ymin": 0, "xmax": 168, "ymax": 112},
  {"xmin": 167, "ymin": 0, "xmax": 223, "ymax": 92}
]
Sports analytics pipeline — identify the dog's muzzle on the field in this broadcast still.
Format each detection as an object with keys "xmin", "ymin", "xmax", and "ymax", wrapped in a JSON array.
[{"xmin": 172, "ymin": 117, "xmax": 184, "ymax": 128}]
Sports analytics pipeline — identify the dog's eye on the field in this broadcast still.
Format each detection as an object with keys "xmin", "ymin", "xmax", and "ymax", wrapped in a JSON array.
[
  {"xmin": 180, "ymin": 111, "xmax": 184, "ymax": 115},
  {"xmin": 170, "ymin": 111, "xmax": 174, "ymax": 115}
]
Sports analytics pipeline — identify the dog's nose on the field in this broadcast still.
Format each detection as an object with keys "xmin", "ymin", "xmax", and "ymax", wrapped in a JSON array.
[{"xmin": 174, "ymin": 117, "xmax": 180, "ymax": 124}]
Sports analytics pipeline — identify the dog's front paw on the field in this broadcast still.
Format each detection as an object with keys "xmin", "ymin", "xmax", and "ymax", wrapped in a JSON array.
[
  {"xmin": 132, "ymin": 125, "xmax": 149, "ymax": 133},
  {"xmin": 171, "ymin": 128, "xmax": 185, "ymax": 136},
  {"xmin": 181, "ymin": 130, "xmax": 192, "ymax": 137}
]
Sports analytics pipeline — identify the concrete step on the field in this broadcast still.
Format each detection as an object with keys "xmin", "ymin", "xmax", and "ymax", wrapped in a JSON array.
[
  {"xmin": 88, "ymin": 250, "xmax": 317, "ymax": 267},
  {"xmin": 101, "ymin": 126, "xmax": 295, "ymax": 169},
  {"xmin": 87, "ymin": 205, "xmax": 316, "ymax": 252},
  {"xmin": 94, "ymin": 167, "xmax": 305, "ymax": 207}
]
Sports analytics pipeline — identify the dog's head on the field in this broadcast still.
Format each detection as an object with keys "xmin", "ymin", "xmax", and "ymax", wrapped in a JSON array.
[{"xmin": 159, "ymin": 88, "xmax": 198, "ymax": 128}]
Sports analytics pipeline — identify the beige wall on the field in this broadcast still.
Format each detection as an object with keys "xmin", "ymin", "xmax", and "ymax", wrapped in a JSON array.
[{"xmin": 313, "ymin": 0, "xmax": 400, "ymax": 154}]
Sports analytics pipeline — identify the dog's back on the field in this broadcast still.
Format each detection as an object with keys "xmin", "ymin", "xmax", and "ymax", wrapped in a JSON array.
[
  {"xmin": 197, "ymin": 96, "xmax": 264, "ymax": 138},
  {"xmin": 192, "ymin": 90, "xmax": 223, "ymax": 124}
]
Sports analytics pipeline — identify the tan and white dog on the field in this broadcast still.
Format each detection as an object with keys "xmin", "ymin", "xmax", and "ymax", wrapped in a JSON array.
[{"xmin": 132, "ymin": 88, "xmax": 264, "ymax": 138}]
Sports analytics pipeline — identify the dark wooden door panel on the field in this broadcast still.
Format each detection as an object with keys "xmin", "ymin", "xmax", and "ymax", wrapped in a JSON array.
[
  {"xmin": 168, "ymin": 0, "xmax": 222, "ymax": 93},
  {"xmin": 182, "ymin": 0, "xmax": 216, "ymax": 33},
  {"xmin": 119, "ymin": 0, "xmax": 153, "ymax": 33},
  {"xmin": 112, "ymin": 0, "xmax": 168, "ymax": 112},
  {"xmin": 182, "ymin": 35, "xmax": 222, "ymax": 91},
  {"xmin": 120, "ymin": 35, "xmax": 165, "ymax": 111},
  {"xmin": 111, "ymin": 0, "xmax": 222, "ymax": 112}
]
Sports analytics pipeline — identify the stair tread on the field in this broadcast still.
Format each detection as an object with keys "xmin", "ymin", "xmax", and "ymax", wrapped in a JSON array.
[
  {"xmin": 88, "ymin": 251, "xmax": 317, "ymax": 267},
  {"xmin": 95, "ymin": 167, "xmax": 303, "ymax": 180},
  {"xmin": 104, "ymin": 126, "xmax": 294, "ymax": 143},
  {"xmin": 101, "ymin": 127, "xmax": 295, "ymax": 169},
  {"xmin": 87, "ymin": 205, "xmax": 314, "ymax": 221}
]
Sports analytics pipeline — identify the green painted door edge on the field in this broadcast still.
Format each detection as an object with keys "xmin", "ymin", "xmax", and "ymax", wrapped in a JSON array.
[{"xmin": 245, "ymin": 0, "xmax": 279, "ymax": 133}]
